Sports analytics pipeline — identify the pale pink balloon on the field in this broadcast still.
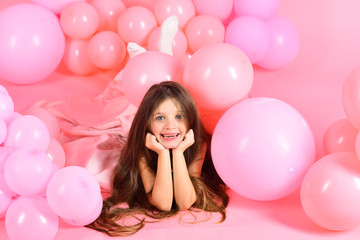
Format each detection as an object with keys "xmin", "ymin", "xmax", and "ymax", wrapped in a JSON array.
[
  {"xmin": 60, "ymin": 2, "xmax": 99, "ymax": 39},
  {"xmin": 211, "ymin": 97, "xmax": 316, "ymax": 201},
  {"xmin": 0, "ymin": 4, "xmax": 65, "ymax": 84},
  {"xmin": 323, "ymin": 118, "xmax": 358, "ymax": 154},
  {"xmin": 46, "ymin": 138, "xmax": 66, "ymax": 169},
  {"xmin": 147, "ymin": 27, "xmax": 188, "ymax": 59},
  {"xmin": 63, "ymin": 38, "xmax": 98, "ymax": 75},
  {"xmin": 0, "ymin": 173, "xmax": 17, "ymax": 217},
  {"xmin": 31, "ymin": 0, "xmax": 86, "ymax": 14},
  {"xmin": 4, "ymin": 148, "xmax": 54, "ymax": 196},
  {"xmin": 5, "ymin": 196, "xmax": 59, "ymax": 240},
  {"xmin": 225, "ymin": 16, "xmax": 271, "ymax": 64},
  {"xmin": 301, "ymin": 152, "xmax": 360, "ymax": 230},
  {"xmin": 91, "ymin": 0, "xmax": 126, "ymax": 32},
  {"xmin": 183, "ymin": 43, "xmax": 253, "ymax": 110},
  {"xmin": 23, "ymin": 107, "xmax": 60, "ymax": 139},
  {"xmin": 0, "ymin": 119, "xmax": 7, "ymax": 145},
  {"xmin": 46, "ymin": 166, "xmax": 101, "ymax": 219},
  {"xmin": 153, "ymin": 0, "xmax": 195, "ymax": 28},
  {"xmin": 256, "ymin": 16, "xmax": 300, "ymax": 69},
  {"xmin": 88, "ymin": 31, "xmax": 126, "ymax": 70},
  {"xmin": 185, "ymin": 15, "xmax": 225, "ymax": 53},
  {"xmin": 121, "ymin": 51, "xmax": 184, "ymax": 107},
  {"xmin": 4, "ymin": 115, "xmax": 50, "ymax": 151},
  {"xmin": 342, "ymin": 66, "xmax": 360, "ymax": 129},
  {"xmin": 0, "ymin": 147, "xmax": 13, "ymax": 171},
  {"xmin": 234, "ymin": 0, "xmax": 280, "ymax": 19},
  {"xmin": 121, "ymin": 0, "xmax": 155, "ymax": 10},
  {"xmin": 117, "ymin": 6, "xmax": 158, "ymax": 45},
  {"xmin": 0, "ymin": 91, "xmax": 14, "ymax": 121},
  {"xmin": 192, "ymin": 0, "xmax": 233, "ymax": 22}
]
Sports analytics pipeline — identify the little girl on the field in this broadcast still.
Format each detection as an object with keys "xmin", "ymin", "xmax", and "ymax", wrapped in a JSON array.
[{"xmin": 87, "ymin": 81, "xmax": 229, "ymax": 236}]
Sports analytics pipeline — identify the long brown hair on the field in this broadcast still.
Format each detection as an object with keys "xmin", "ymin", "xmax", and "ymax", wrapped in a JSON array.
[{"xmin": 87, "ymin": 81, "xmax": 228, "ymax": 236}]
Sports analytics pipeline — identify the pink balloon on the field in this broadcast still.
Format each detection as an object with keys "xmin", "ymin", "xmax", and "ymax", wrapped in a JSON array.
[
  {"xmin": 153, "ymin": 0, "xmax": 195, "ymax": 28},
  {"xmin": 0, "ymin": 4, "xmax": 65, "ymax": 84},
  {"xmin": 23, "ymin": 107, "xmax": 60, "ymax": 139},
  {"xmin": 4, "ymin": 112, "xmax": 22, "ymax": 126},
  {"xmin": 234, "ymin": 0, "xmax": 280, "ymax": 19},
  {"xmin": 0, "ymin": 119, "xmax": 7, "ymax": 145},
  {"xmin": 60, "ymin": 2, "xmax": 99, "ymax": 39},
  {"xmin": 0, "ymin": 91, "xmax": 14, "ymax": 121},
  {"xmin": 0, "ymin": 147, "xmax": 13, "ymax": 171},
  {"xmin": 63, "ymin": 38, "xmax": 98, "ymax": 75},
  {"xmin": 46, "ymin": 138, "xmax": 66, "ymax": 169},
  {"xmin": 256, "ymin": 16, "xmax": 300, "ymax": 69},
  {"xmin": 342, "ymin": 66, "xmax": 360, "ymax": 129},
  {"xmin": 121, "ymin": 51, "xmax": 184, "ymax": 107},
  {"xmin": 185, "ymin": 15, "xmax": 225, "ymax": 53},
  {"xmin": 323, "ymin": 118, "xmax": 358, "ymax": 154},
  {"xmin": 88, "ymin": 31, "xmax": 126, "ymax": 70},
  {"xmin": 0, "ymin": 173, "xmax": 17, "ymax": 217},
  {"xmin": 147, "ymin": 27, "xmax": 188, "ymax": 59},
  {"xmin": 91, "ymin": 0, "xmax": 126, "ymax": 32},
  {"xmin": 301, "ymin": 152, "xmax": 360, "ymax": 230},
  {"xmin": 211, "ymin": 97, "xmax": 316, "ymax": 201},
  {"xmin": 31, "ymin": 0, "xmax": 86, "ymax": 14},
  {"xmin": 46, "ymin": 166, "xmax": 101, "ymax": 219},
  {"xmin": 4, "ymin": 148, "xmax": 54, "ymax": 196},
  {"xmin": 5, "ymin": 196, "xmax": 59, "ymax": 240},
  {"xmin": 225, "ymin": 16, "xmax": 271, "ymax": 64},
  {"xmin": 183, "ymin": 43, "xmax": 253, "ymax": 110},
  {"xmin": 4, "ymin": 115, "xmax": 50, "ymax": 151},
  {"xmin": 192, "ymin": 0, "xmax": 233, "ymax": 22},
  {"xmin": 117, "ymin": 6, "xmax": 157, "ymax": 45}
]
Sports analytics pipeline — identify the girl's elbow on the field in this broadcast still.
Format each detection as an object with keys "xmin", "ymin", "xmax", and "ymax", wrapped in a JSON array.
[{"xmin": 178, "ymin": 196, "xmax": 196, "ymax": 211}]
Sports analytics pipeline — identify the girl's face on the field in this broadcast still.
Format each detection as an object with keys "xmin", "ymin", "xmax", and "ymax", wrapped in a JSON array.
[{"xmin": 150, "ymin": 98, "xmax": 188, "ymax": 149}]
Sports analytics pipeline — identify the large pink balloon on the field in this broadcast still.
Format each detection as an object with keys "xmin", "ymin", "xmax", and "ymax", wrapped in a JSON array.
[
  {"xmin": 323, "ymin": 118, "xmax": 358, "ymax": 154},
  {"xmin": 4, "ymin": 148, "xmax": 54, "ymax": 196},
  {"xmin": 46, "ymin": 166, "xmax": 101, "ymax": 219},
  {"xmin": 192, "ymin": 0, "xmax": 233, "ymax": 22},
  {"xmin": 5, "ymin": 196, "xmax": 59, "ymax": 240},
  {"xmin": 117, "ymin": 6, "xmax": 157, "ymax": 45},
  {"xmin": 342, "ymin": 66, "xmax": 360, "ymax": 129},
  {"xmin": 225, "ymin": 16, "xmax": 270, "ymax": 64},
  {"xmin": 121, "ymin": 51, "xmax": 184, "ymax": 107},
  {"xmin": 183, "ymin": 43, "xmax": 253, "ymax": 111},
  {"xmin": 0, "ymin": 4, "xmax": 65, "ymax": 84},
  {"xmin": 211, "ymin": 97, "xmax": 316, "ymax": 201},
  {"xmin": 31, "ymin": 0, "xmax": 86, "ymax": 14},
  {"xmin": 256, "ymin": 16, "xmax": 300, "ymax": 69},
  {"xmin": 91, "ymin": 0, "xmax": 126, "ymax": 32},
  {"xmin": 153, "ymin": 0, "xmax": 195, "ymax": 28},
  {"xmin": 233, "ymin": 0, "xmax": 280, "ymax": 19},
  {"xmin": 301, "ymin": 152, "xmax": 360, "ymax": 230},
  {"xmin": 185, "ymin": 15, "xmax": 225, "ymax": 53},
  {"xmin": 4, "ymin": 115, "xmax": 50, "ymax": 151}
]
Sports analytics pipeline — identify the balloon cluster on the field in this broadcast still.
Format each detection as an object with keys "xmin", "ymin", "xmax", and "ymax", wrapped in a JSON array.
[
  {"xmin": 0, "ymin": 86, "xmax": 102, "ymax": 240},
  {"xmin": 300, "ymin": 67, "xmax": 360, "ymax": 231}
]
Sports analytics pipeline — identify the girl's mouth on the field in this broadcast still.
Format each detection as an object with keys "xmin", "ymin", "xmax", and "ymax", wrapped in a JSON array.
[{"xmin": 161, "ymin": 133, "xmax": 180, "ymax": 139}]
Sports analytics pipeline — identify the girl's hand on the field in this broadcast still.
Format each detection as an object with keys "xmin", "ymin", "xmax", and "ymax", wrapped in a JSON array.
[
  {"xmin": 146, "ymin": 133, "xmax": 167, "ymax": 154},
  {"xmin": 174, "ymin": 129, "xmax": 195, "ymax": 153}
]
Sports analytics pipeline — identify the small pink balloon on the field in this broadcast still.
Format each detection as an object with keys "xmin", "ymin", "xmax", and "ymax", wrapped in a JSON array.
[
  {"xmin": 147, "ymin": 27, "xmax": 188, "ymax": 59},
  {"xmin": 121, "ymin": 51, "xmax": 184, "ymax": 107},
  {"xmin": 301, "ymin": 152, "xmax": 360, "ymax": 230},
  {"xmin": 0, "ymin": 3, "xmax": 65, "ymax": 84},
  {"xmin": 256, "ymin": 16, "xmax": 300, "ymax": 69},
  {"xmin": 323, "ymin": 118, "xmax": 358, "ymax": 154},
  {"xmin": 0, "ymin": 146, "xmax": 13, "ymax": 171},
  {"xmin": 192, "ymin": 0, "xmax": 233, "ymax": 22},
  {"xmin": 185, "ymin": 15, "xmax": 225, "ymax": 53},
  {"xmin": 4, "ymin": 148, "xmax": 54, "ymax": 196},
  {"xmin": 225, "ymin": 16, "xmax": 271, "ymax": 64},
  {"xmin": 88, "ymin": 31, "xmax": 126, "ymax": 70},
  {"xmin": 31, "ymin": 0, "xmax": 86, "ymax": 14},
  {"xmin": 5, "ymin": 196, "xmax": 59, "ymax": 240},
  {"xmin": 46, "ymin": 138, "xmax": 66, "ymax": 169},
  {"xmin": 183, "ymin": 43, "xmax": 253, "ymax": 110},
  {"xmin": 0, "ymin": 91, "xmax": 14, "ymax": 121},
  {"xmin": 63, "ymin": 38, "xmax": 98, "ymax": 75},
  {"xmin": 23, "ymin": 107, "xmax": 60, "ymax": 139},
  {"xmin": 211, "ymin": 97, "xmax": 316, "ymax": 201},
  {"xmin": 342, "ymin": 66, "xmax": 360, "ymax": 129},
  {"xmin": 234, "ymin": 0, "xmax": 280, "ymax": 19},
  {"xmin": 91, "ymin": 0, "xmax": 126, "ymax": 32},
  {"xmin": 60, "ymin": 2, "xmax": 99, "ymax": 39},
  {"xmin": 46, "ymin": 166, "xmax": 101, "ymax": 219},
  {"xmin": 4, "ymin": 115, "xmax": 50, "ymax": 151},
  {"xmin": 153, "ymin": 0, "xmax": 195, "ymax": 28},
  {"xmin": 117, "ymin": 6, "xmax": 157, "ymax": 45}
]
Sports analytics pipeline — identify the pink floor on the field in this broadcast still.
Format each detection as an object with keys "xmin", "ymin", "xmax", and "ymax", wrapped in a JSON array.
[{"xmin": 1, "ymin": 0, "xmax": 360, "ymax": 239}]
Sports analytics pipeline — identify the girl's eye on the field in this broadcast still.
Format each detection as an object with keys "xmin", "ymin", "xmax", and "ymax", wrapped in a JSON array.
[
  {"xmin": 156, "ymin": 116, "xmax": 165, "ymax": 121},
  {"xmin": 176, "ymin": 114, "xmax": 182, "ymax": 120}
]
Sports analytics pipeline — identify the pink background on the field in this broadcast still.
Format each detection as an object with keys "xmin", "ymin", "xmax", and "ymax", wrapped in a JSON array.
[{"xmin": 1, "ymin": 0, "xmax": 360, "ymax": 239}]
